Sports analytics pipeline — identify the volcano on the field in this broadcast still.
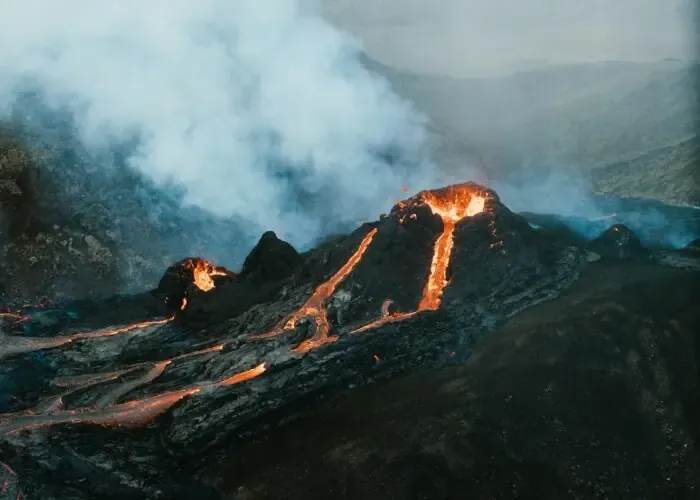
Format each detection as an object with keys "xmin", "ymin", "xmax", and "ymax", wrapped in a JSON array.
[{"xmin": 0, "ymin": 182, "xmax": 699, "ymax": 499}]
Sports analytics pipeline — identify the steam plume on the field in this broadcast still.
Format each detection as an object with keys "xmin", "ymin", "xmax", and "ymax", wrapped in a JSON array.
[{"xmin": 0, "ymin": 0, "xmax": 435, "ymax": 247}]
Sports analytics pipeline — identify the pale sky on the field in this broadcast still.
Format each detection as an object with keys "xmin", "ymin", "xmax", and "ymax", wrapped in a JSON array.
[{"xmin": 318, "ymin": 0, "xmax": 697, "ymax": 75}]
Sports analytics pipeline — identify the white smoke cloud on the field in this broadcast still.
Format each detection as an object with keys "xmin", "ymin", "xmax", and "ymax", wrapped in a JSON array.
[{"xmin": 0, "ymin": 0, "xmax": 436, "ymax": 247}]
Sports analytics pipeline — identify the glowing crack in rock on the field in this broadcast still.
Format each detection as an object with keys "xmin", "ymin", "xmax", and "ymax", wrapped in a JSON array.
[{"xmin": 249, "ymin": 228, "xmax": 379, "ymax": 353}]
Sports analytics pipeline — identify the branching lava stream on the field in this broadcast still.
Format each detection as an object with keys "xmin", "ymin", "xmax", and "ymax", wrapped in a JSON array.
[
  {"xmin": 249, "ymin": 228, "xmax": 379, "ymax": 353},
  {"xmin": 0, "ymin": 362, "xmax": 266, "ymax": 435},
  {"xmin": 0, "ymin": 184, "xmax": 489, "ymax": 437}
]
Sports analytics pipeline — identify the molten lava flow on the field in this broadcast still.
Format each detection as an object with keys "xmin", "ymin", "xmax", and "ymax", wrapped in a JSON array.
[
  {"xmin": 0, "ymin": 363, "xmax": 267, "ymax": 435},
  {"xmin": 189, "ymin": 259, "xmax": 229, "ymax": 292},
  {"xmin": 0, "ymin": 316, "xmax": 174, "ymax": 359},
  {"xmin": 250, "ymin": 228, "xmax": 379, "ymax": 353},
  {"xmin": 353, "ymin": 185, "xmax": 488, "ymax": 334}
]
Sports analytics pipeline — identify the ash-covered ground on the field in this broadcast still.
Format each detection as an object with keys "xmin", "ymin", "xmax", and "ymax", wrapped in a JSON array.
[{"xmin": 0, "ymin": 182, "xmax": 699, "ymax": 499}]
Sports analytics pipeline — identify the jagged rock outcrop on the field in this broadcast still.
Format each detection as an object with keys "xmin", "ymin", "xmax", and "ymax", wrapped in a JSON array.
[{"xmin": 240, "ymin": 231, "xmax": 302, "ymax": 286}]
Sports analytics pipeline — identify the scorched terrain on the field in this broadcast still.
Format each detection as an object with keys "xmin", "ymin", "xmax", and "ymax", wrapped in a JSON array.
[{"xmin": 0, "ymin": 182, "xmax": 699, "ymax": 499}]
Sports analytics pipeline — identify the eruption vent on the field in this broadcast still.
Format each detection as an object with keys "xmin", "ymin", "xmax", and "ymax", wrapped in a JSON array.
[
  {"xmin": 192, "ymin": 259, "xmax": 228, "ymax": 292},
  {"xmin": 156, "ymin": 258, "xmax": 235, "ymax": 312},
  {"xmin": 0, "ymin": 361, "xmax": 266, "ymax": 435},
  {"xmin": 353, "ymin": 184, "xmax": 489, "ymax": 333},
  {"xmin": 250, "ymin": 183, "xmax": 490, "ymax": 351}
]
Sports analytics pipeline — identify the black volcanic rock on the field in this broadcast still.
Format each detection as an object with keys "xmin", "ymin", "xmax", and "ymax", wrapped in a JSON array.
[
  {"xmin": 0, "ymin": 183, "xmax": 698, "ymax": 499},
  {"xmin": 588, "ymin": 224, "xmax": 649, "ymax": 260},
  {"xmin": 203, "ymin": 264, "xmax": 700, "ymax": 500},
  {"xmin": 239, "ymin": 231, "xmax": 302, "ymax": 285}
]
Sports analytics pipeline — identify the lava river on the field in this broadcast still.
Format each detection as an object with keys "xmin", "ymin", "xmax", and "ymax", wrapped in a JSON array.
[{"xmin": 0, "ymin": 183, "xmax": 491, "ymax": 435}]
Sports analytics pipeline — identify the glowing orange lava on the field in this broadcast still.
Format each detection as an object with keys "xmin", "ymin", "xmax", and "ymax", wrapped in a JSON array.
[
  {"xmin": 44, "ymin": 344, "xmax": 226, "ymax": 416},
  {"xmin": 250, "ymin": 228, "xmax": 379, "ymax": 353},
  {"xmin": 0, "ymin": 182, "xmax": 491, "ymax": 436},
  {"xmin": 352, "ymin": 184, "xmax": 488, "ymax": 334},
  {"xmin": 0, "ymin": 316, "xmax": 173, "ymax": 359},
  {"xmin": 0, "ymin": 363, "xmax": 266, "ymax": 435},
  {"xmin": 189, "ymin": 259, "xmax": 228, "ymax": 292}
]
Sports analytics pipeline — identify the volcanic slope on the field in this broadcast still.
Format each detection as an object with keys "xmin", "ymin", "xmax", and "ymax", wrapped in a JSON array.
[
  {"xmin": 0, "ymin": 182, "xmax": 697, "ymax": 499},
  {"xmin": 206, "ymin": 261, "xmax": 700, "ymax": 500}
]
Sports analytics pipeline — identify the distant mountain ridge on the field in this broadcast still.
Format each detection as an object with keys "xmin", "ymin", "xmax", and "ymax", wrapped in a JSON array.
[{"xmin": 361, "ymin": 56, "xmax": 698, "ymax": 204}]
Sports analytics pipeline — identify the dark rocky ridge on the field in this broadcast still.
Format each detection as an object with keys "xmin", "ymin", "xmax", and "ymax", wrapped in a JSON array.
[{"xmin": 0, "ymin": 183, "xmax": 698, "ymax": 499}]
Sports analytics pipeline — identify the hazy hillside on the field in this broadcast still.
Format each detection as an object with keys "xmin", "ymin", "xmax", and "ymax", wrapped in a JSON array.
[
  {"xmin": 361, "ymin": 57, "xmax": 698, "ymax": 204},
  {"xmin": 594, "ymin": 134, "xmax": 699, "ymax": 205},
  {"xmin": 317, "ymin": 0, "xmax": 692, "ymax": 76}
]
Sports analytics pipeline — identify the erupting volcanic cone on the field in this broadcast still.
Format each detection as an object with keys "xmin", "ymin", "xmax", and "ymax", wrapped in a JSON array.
[
  {"xmin": 154, "ymin": 257, "xmax": 235, "ymax": 312},
  {"xmin": 352, "ymin": 183, "xmax": 491, "ymax": 333},
  {"xmin": 249, "ymin": 182, "xmax": 498, "ymax": 351}
]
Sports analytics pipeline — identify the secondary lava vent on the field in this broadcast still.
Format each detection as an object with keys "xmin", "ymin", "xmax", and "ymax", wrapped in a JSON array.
[{"xmin": 154, "ymin": 257, "xmax": 235, "ymax": 312}]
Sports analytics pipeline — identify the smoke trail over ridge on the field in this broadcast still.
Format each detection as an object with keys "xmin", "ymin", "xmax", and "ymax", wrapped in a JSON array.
[{"xmin": 0, "ymin": 0, "xmax": 436, "ymax": 247}]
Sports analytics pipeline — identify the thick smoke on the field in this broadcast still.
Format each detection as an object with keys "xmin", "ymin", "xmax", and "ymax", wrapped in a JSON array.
[{"xmin": 0, "ymin": 0, "xmax": 436, "ymax": 248}]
